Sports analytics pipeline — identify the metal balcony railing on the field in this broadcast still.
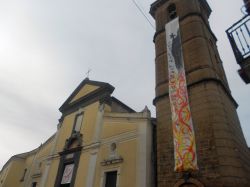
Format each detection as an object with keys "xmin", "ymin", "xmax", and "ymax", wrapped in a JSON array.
[{"xmin": 226, "ymin": 15, "xmax": 250, "ymax": 64}]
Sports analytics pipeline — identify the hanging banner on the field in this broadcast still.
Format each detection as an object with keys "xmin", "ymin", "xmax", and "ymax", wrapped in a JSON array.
[
  {"xmin": 61, "ymin": 164, "xmax": 74, "ymax": 184},
  {"xmin": 165, "ymin": 17, "xmax": 198, "ymax": 172}
]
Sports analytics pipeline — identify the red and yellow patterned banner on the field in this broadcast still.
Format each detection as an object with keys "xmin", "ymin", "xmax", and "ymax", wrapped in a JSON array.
[{"xmin": 165, "ymin": 17, "xmax": 198, "ymax": 172}]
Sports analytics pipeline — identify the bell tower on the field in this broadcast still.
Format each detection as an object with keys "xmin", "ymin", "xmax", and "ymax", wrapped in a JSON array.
[{"xmin": 150, "ymin": 0, "xmax": 250, "ymax": 186}]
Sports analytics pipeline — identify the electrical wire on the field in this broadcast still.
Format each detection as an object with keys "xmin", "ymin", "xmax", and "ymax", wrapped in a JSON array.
[{"xmin": 131, "ymin": 0, "xmax": 155, "ymax": 29}]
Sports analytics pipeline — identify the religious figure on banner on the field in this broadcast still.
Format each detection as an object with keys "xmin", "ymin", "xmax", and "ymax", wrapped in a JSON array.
[
  {"xmin": 61, "ymin": 164, "xmax": 74, "ymax": 184},
  {"xmin": 166, "ymin": 17, "xmax": 198, "ymax": 172}
]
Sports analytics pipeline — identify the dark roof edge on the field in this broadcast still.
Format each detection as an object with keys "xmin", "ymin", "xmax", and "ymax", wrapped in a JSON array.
[
  {"xmin": 111, "ymin": 97, "xmax": 136, "ymax": 113},
  {"xmin": 59, "ymin": 78, "xmax": 115, "ymax": 112},
  {"xmin": 0, "ymin": 133, "xmax": 56, "ymax": 172}
]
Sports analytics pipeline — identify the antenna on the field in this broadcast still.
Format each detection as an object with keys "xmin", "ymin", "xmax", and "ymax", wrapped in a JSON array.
[{"xmin": 131, "ymin": 0, "xmax": 155, "ymax": 29}]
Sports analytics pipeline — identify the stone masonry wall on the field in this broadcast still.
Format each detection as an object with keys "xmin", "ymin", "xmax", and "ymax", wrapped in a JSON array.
[{"xmin": 152, "ymin": 0, "xmax": 250, "ymax": 186}]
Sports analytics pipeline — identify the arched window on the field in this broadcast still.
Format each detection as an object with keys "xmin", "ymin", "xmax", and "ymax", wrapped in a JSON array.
[{"xmin": 168, "ymin": 3, "xmax": 177, "ymax": 20}]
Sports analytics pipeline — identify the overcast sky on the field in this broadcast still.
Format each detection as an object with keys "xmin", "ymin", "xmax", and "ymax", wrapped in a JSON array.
[{"xmin": 0, "ymin": 0, "xmax": 249, "ymax": 169}]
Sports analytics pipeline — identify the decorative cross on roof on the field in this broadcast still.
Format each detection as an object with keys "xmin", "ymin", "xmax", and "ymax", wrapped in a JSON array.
[{"xmin": 86, "ymin": 69, "xmax": 92, "ymax": 79}]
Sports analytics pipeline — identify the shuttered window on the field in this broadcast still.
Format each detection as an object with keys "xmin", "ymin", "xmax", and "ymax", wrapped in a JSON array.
[{"xmin": 74, "ymin": 114, "xmax": 83, "ymax": 132}]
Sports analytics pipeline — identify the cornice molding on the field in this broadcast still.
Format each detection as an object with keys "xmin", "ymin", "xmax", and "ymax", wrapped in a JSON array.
[{"xmin": 153, "ymin": 77, "xmax": 238, "ymax": 108}]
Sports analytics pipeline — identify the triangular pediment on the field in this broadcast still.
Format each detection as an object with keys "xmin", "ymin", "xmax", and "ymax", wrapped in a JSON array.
[
  {"xmin": 59, "ymin": 78, "xmax": 114, "ymax": 113},
  {"xmin": 69, "ymin": 84, "xmax": 99, "ymax": 104}
]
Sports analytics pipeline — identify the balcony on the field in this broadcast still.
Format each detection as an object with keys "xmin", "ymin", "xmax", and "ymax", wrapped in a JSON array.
[{"xmin": 226, "ymin": 15, "xmax": 250, "ymax": 84}]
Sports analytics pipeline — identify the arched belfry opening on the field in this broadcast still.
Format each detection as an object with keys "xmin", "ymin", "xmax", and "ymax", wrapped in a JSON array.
[{"xmin": 167, "ymin": 3, "xmax": 177, "ymax": 20}]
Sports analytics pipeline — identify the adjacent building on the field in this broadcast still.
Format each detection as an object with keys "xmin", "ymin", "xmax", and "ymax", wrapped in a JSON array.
[{"xmin": 226, "ymin": 0, "xmax": 250, "ymax": 84}]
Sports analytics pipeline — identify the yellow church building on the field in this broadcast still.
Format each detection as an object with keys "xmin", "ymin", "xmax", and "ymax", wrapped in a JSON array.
[{"xmin": 0, "ymin": 79, "xmax": 155, "ymax": 187}]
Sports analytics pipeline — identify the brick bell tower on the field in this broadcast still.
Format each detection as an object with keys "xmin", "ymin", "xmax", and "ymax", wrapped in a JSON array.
[{"xmin": 150, "ymin": 0, "xmax": 250, "ymax": 187}]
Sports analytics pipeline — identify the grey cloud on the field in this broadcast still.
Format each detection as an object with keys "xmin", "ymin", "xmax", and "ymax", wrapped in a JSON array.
[{"xmin": 0, "ymin": 0, "xmax": 249, "ymax": 170}]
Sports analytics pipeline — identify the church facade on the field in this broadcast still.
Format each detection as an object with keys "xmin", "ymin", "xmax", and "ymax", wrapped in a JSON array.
[
  {"xmin": 1, "ymin": 0, "xmax": 250, "ymax": 187},
  {"xmin": 0, "ymin": 79, "xmax": 155, "ymax": 187}
]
